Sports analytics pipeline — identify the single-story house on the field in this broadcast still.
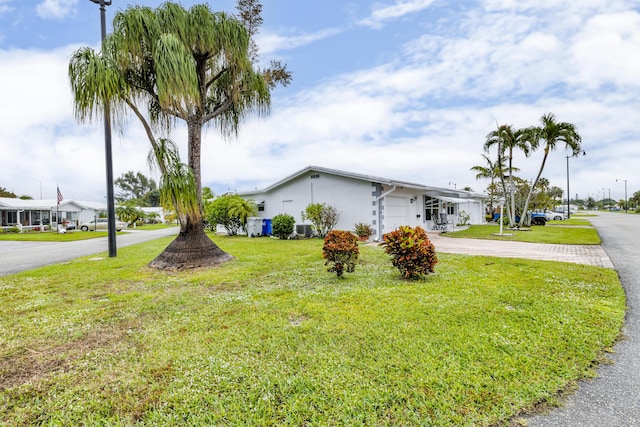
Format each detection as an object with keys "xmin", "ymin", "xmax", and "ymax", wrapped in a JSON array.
[
  {"xmin": 0, "ymin": 197, "xmax": 106, "ymax": 230},
  {"xmin": 238, "ymin": 166, "xmax": 488, "ymax": 238}
]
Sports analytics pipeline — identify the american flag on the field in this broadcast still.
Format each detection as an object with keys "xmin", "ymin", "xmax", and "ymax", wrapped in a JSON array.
[{"xmin": 57, "ymin": 187, "xmax": 63, "ymax": 204}]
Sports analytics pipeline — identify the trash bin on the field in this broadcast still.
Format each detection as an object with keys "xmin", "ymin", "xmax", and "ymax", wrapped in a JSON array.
[
  {"xmin": 262, "ymin": 218, "xmax": 272, "ymax": 236},
  {"xmin": 246, "ymin": 217, "xmax": 263, "ymax": 237}
]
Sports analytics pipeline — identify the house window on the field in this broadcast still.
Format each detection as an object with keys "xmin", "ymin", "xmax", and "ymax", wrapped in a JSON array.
[
  {"xmin": 424, "ymin": 196, "xmax": 438, "ymax": 220},
  {"xmin": 447, "ymin": 205, "xmax": 455, "ymax": 215},
  {"xmin": 7, "ymin": 211, "xmax": 17, "ymax": 224}
]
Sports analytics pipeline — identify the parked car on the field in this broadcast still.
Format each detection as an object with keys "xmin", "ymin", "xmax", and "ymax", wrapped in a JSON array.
[
  {"xmin": 544, "ymin": 210, "xmax": 567, "ymax": 221},
  {"xmin": 80, "ymin": 218, "xmax": 127, "ymax": 231}
]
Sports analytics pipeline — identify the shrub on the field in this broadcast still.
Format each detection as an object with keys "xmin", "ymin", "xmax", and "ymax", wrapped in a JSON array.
[
  {"xmin": 380, "ymin": 226, "xmax": 438, "ymax": 279},
  {"xmin": 205, "ymin": 194, "xmax": 244, "ymax": 235},
  {"xmin": 272, "ymin": 213, "xmax": 295, "ymax": 239},
  {"xmin": 353, "ymin": 222, "xmax": 374, "ymax": 239},
  {"xmin": 322, "ymin": 230, "xmax": 359, "ymax": 277},
  {"xmin": 302, "ymin": 203, "xmax": 339, "ymax": 237},
  {"xmin": 457, "ymin": 210, "xmax": 471, "ymax": 226}
]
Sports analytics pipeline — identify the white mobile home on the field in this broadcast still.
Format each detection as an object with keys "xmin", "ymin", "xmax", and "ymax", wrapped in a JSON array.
[
  {"xmin": 238, "ymin": 166, "xmax": 487, "ymax": 238},
  {"xmin": 0, "ymin": 197, "xmax": 106, "ymax": 230}
]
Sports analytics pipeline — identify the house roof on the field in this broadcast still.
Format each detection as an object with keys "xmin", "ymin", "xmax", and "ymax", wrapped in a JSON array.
[
  {"xmin": 0, "ymin": 198, "xmax": 58, "ymax": 210},
  {"xmin": 239, "ymin": 165, "xmax": 487, "ymax": 200},
  {"xmin": 0, "ymin": 197, "xmax": 107, "ymax": 211}
]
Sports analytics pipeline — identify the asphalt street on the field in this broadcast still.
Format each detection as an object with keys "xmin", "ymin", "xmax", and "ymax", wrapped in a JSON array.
[
  {"xmin": 526, "ymin": 212, "xmax": 640, "ymax": 426},
  {"xmin": 0, "ymin": 227, "xmax": 178, "ymax": 277}
]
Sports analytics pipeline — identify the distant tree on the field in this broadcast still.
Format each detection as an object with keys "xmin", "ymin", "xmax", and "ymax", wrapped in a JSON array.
[
  {"xmin": 629, "ymin": 191, "xmax": 640, "ymax": 210},
  {"xmin": 116, "ymin": 204, "xmax": 145, "ymax": 225},
  {"xmin": 19, "ymin": 195, "xmax": 33, "ymax": 200},
  {"xmin": 228, "ymin": 197, "xmax": 257, "ymax": 232},
  {"xmin": 115, "ymin": 171, "xmax": 157, "ymax": 204},
  {"xmin": 484, "ymin": 124, "xmax": 532, "ymax": 226},
  {"xmin": 139, "ymin": 189, "xmax": 160, "ymax": 207},
  {"xmin": 0, "ymin": 187, "xmax": 17, "ymax": 198},
  {"xmin": 205, "ymin": 194, "xmax": 248, "ymax": 235},
  {"xmin": 519, "ymin": 113, "xmax": 582, "ymax": 227},
  {"xmin": 470, "ymin": 153, "xmax": 507, "ymax": 214},
  {"xmin": 202, "ymin": 187, "xmax": 215, "ymax": 203}
]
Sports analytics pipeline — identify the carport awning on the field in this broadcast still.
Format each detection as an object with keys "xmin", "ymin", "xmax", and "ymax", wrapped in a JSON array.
[{"xmin": 437, "ymin": 196, "xmax": 475, "ymax": 204}]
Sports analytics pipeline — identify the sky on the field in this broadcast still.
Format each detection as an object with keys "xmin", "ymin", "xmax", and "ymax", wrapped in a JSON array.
[{"xmin": 1, "ymin": 0, "xmax": 639, "ymax": 205}]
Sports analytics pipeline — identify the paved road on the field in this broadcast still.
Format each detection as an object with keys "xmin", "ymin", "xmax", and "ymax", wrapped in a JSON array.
[
  {"xmin": 526, "ymin": 212, "xmax": 640, "ymax": 426},
  {"xmin": 0, "ymin": 227, "xmax": 178, "ymax": 277}
]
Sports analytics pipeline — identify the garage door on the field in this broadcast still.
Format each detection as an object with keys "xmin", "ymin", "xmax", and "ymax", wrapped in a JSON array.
[{"xmin": 385, "ymin": 196, "xmax": 408, "ymax": 230}]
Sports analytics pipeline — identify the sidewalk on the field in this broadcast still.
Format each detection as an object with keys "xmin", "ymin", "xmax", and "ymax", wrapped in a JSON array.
[{"xmin": 427, "ymin": 231, "xmax": 614, "ymax": 268}]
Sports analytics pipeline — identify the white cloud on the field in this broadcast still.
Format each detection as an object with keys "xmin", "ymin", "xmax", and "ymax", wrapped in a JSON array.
[
  {"xmin": 359, "ymin": 0, "xmax": 437, "ymax": 29},
  {"xmin": 3, "ymin": 1, "xmax": 640, "ymax": 202},
  {"xmin": 256, "ymin": 27, "xmax": 343, "ymax": 55},
  {"xmin": 36, "ymin": 0, "xmax": 78, "ymax": 20}
]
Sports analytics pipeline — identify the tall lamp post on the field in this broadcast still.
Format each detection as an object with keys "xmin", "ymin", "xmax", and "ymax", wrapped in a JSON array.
[
  {"xmin": 616, "ymin": 179, "xmax": 628, "ymax": 213},
  {"xmin": 566, "ymin": 151, "xmax": 586, "ymax": 219},
  {"xmin": 90, "ymin": 0, "xmax": 116, "ymax": 257}
]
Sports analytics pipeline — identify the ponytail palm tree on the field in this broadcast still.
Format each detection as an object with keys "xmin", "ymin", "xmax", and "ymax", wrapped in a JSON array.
[
  {"xmin": 518, "ymin": 113, "xmax": 582, "ymax": 227},
  {"xmin": 69, "ymin": 2, "xmax": 289, "ymax": 269}
]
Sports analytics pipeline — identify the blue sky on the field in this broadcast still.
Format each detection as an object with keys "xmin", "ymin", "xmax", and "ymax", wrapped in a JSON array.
[{"xmin": 1, "ymin": 0, "xmax": 639, "ymax": 204}]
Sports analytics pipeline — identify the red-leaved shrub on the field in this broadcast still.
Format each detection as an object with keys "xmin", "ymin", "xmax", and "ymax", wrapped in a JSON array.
[
  {"xmin": 322, "ymin": 230, "xmax": 360, "ymax": 277},
  {"xmin": 380, "ymin": 226, "xmax": 438, "ymax": 279}
]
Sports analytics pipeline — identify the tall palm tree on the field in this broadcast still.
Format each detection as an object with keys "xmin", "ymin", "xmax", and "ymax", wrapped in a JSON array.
[
  {"xmin": 69, "ymin": 2, "xmax": 290, "ymax": 269},
  {"xmin": 484, "ymin": 124, "xmax": 531, "ymax": 226},
  {"xmin": 518, "ymin": 113, "xmax": 582, "ymax": 227}
]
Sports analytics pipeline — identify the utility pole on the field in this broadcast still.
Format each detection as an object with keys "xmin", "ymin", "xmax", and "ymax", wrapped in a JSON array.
[{"xmin": 89, "ymin": 0, "xmax": 116, "ymax": 257}]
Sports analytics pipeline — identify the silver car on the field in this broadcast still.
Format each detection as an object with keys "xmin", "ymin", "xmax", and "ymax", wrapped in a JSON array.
[{"xmin": 80, "ymin": 218, "xmax": 127, "ymax": 231}]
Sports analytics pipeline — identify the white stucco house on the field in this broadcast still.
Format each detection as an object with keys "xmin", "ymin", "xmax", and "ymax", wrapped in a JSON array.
[
  {"xmin": 238, "ymin": 166, "xmax": 488, "ymax": 239},
  {"xmin": 0, "ymin": 197, "xmax": 106, "ymax": 230}
]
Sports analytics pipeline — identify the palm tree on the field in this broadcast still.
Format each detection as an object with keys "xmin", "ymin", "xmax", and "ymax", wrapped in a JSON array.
[
  {"xmin": 69, "ymin": 2, "xmax": 290, "ymax": 269},
  {"xmin": 518, "ymin": 113, "xmax": 582, "ymax": 227},
  {"xmin": 484, "ymin": 124, "xmax": 531, "ymax": 226},
  {"xmin": 228, "ymin": 196, "xmax": 257, "ymax": 233},
  {"xmin": 470, "ymin": 153, "xmax": 505, "ymax": 214}
]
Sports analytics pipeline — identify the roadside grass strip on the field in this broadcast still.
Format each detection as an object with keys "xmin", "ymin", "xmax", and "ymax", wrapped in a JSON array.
[
  {"xmin": 446, "ymin": 224, "xmax": 600, "ymax": 245},
  {"xmin": 0, "ymin": 236, "xmax": 624, "ymax": 426}
]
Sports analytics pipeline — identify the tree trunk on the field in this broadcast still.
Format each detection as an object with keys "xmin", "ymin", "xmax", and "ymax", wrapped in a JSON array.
[{"xmin": 149, "ymin": 219, "xmax": 233, "ymax": 270}]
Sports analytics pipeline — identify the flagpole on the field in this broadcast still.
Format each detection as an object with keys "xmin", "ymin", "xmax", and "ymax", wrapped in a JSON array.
[{"xmin": 56, "ymin": 185, "xmax": 60, "ymax": 233}]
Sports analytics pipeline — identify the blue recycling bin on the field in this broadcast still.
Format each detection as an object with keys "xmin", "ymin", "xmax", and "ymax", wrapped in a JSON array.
[{"xmin": 262, "ymin": 219, "xmax": 272, "ymax": 236}]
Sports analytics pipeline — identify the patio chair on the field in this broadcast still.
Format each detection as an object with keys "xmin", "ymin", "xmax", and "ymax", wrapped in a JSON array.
[{"xmin": 432, "ymin": 214, "xmax": 448, "ymax": 231}]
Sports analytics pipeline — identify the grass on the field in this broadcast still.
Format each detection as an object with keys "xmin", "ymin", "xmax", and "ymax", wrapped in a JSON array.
[
  {"xmin": 447, "ymin": 224, "xmax": 601, "ymax": 244},
  {"xmin": 0, "ymin": 231, "xmax": 115, "ymax": 242},
  {"xmin": 0, "ymin": 236, "xmax": 624, "ymax": 426},
  {"xmin": 549, "ymin": 218, "xmax": 592, "ymax": 227},
  {"xmin": 0, "ymin": 224, "xmax": 176, "ymax": 241}
]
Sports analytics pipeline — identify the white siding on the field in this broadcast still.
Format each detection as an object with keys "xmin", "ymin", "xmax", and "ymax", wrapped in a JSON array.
[{"xmin": 248, "ymin": 171, "xmax": 376, "ymax": 235}]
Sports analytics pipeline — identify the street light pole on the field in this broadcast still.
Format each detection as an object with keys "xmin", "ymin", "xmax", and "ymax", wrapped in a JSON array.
[
  {"xmin": 89, "ymin": 0, "xmax": 116, "ymax": 257},
  {"xmin": 566, "ymin": 155, "xmax": 570, "ymax": 219},
  {"xmin": 617, "ymin": 179, "xmax": 628, "ymax": 213},
  {"xmin": 565, "ymin": 151, "xmax": 586, "ymax": 219}
]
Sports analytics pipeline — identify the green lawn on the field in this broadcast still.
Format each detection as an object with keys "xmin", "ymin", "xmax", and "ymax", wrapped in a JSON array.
[
  {"xmin": 0, "ymin": 230, "xmax": 115, "ymax": 242},
  {"xmin": 447, "ymin": 223, "xmax": 601, "ymax": 244},
  {"xmin": 0, "ymin": 236, "xmax": 624, "ymax": 426}
]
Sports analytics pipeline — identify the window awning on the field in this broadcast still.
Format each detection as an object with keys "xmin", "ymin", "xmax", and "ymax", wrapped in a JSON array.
[{"xmin": 437, "ymin": 196, "xmax": 476, "ymax": 204}]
